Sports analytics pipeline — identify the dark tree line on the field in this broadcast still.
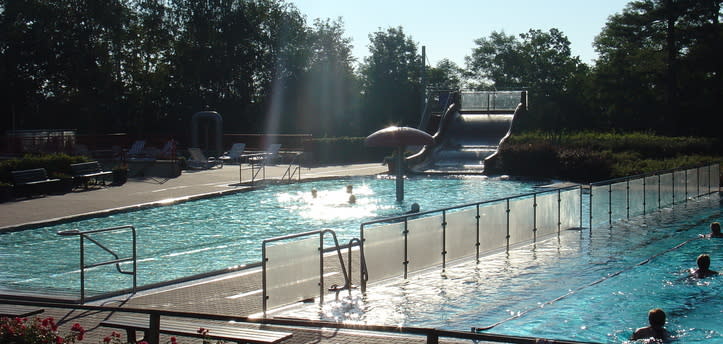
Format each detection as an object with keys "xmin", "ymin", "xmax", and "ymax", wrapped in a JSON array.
[{"xmin": 1, "ymin": 0, "xmax": 720, "ymax": 140}]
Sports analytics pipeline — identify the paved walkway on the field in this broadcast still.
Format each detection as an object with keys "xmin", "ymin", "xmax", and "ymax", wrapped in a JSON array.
[{"xmin": 0, "ymin": 162, "xmax": 491, "ymax": 344}]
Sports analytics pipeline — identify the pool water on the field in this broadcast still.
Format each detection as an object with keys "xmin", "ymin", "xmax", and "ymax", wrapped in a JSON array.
[
  {"xmin": 0, "ymin": 175, "xmax": 537, "ymax": 296},
  {"xmin": 277, "ymin": 195, "xmax": 722, "ymax": 343}
]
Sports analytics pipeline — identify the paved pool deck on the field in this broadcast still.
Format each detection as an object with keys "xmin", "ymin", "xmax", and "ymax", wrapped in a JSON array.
[{"xmin": 0, "ymin": 162, "xmax": 499, "ymax": 344}]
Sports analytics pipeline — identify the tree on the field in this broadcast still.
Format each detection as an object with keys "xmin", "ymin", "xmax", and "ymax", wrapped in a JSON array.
[
  {"xmin": 593, "ymin": 0, "xmax": 722, "ymax": 136},
  {"xmin": 291, "ymin": 18, "xmax": 361, "ymax": 136},
  {"xmin": 427, "ymin": 58, "xmax": 463, "ymax": 90},
  {"xmin": 359, "ymin": 26, "xmax": 422, "ymax": 134},
  {"xmin": 466, "ymin": 29, "xmax": 588, "ymax": 132}
]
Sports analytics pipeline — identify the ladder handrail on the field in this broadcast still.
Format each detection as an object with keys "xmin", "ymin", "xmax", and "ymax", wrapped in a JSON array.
[
  {"xmin": 281, "ymin": 153, "xmax": 302, "ymax": 183},
  {"xmin": 58, "ymin": 225, "xmax": 137, "ymax": 303}
]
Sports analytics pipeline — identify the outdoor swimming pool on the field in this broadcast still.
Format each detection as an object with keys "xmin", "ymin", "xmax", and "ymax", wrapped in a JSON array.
[
  {"xmin": 277, "ymin": 195, "xmax": 722, "ymax": 343},
  {"xmin": 0, "ymin": 175, "xmax": 538, "ymax": 297}
]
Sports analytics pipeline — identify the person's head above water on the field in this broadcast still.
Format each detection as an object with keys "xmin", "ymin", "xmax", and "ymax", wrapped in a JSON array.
[
  {"xmin": 711, "ymin": 222, "xmax": 722, "ymax": 236},
  {"xmin": 697, "ymin": 254, "xmax": 711, "ymax": 270},
  {"xmin": 346, "ymin": 184, "xmax": 353, "ymax": 194},
  {"xmin": 348, "ymin": 194, "xmax": 356, "ymax": 204},
  {"xmin": 648, "ymin": 308, "xmax": 666, "ymax": 328},
  {"xmin": 311, "ymin": 188, "xmax": 317, "ymax": 198},
  {"xmin": 410, "ymin": 203, "xmax": 420, "ymax": 213}
]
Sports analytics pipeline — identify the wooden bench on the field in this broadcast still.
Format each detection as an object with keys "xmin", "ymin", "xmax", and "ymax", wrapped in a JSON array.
[
  {"xmin": 11, "ymin": 168, "xmax": 60, "ymax": 197},
  {"xmin": 71, "ymin": 161, "xmax": 112, "ymax": 188},
  {"xmin": 100, "ymin": 315, "xmax": 292, "ymax": 344},
  {"xmin": 0, "ymin": 304, "xmax": 45, "ymax": 317}
]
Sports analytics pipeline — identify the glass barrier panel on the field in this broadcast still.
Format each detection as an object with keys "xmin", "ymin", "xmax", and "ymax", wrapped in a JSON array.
[
  {"xmin": 686, "ymin": 168, "xmax": 699, "ymax": 198},
  {"xmin": 711, "ymin": 164, "xmax": 720, "ymax": 191},
  {"xmin": 644, "ymin": 175, "xmax": 660, "ymax": 213},
  {"xmin": 407, "ymin": 215, "xmax": 444, "ymax": 273},
  {"xmin": 363, "ymin": 222, "xmax": 406, "ymax": 283},
  {"xmin": 590, "ymin": 185, "xmax": 610, "ymax": 227},
  {"xmin": 560, "ymin": 189, "xmax": 581, "ymax": 230},
  {"xmin": 610, "ymin": 181, "xmax": 628, "ymax": 221},
  {"xmin": 509, "ymin": 197, "xmax": 535, "ymax": 246},
  {"xmin": 628, "ymin": 178, "xmax": 645, "ymax": 217},
  {"xmin": 659, "ymin": 173, "xmax": 674, "ymax": 208},
  {"xmin": 478, "ymin": 202, "xmax": 508, "ymax": 253},
  {"xmin": 446, "ymin": 207, "xmax": 479, "ymax": 261},
  {"xmin": 673, "ymin": 170, "xmax": 687, "ymax": 203},
  {"xmin": 698, "ymin": 166, "xmax": 710, "ymax": 194},
  {"xmin": 535, "ymin": 192, "xmax": 558, "ymax": 238},
  {"xmin": 265, "ymin": 236, "xmax": 319, "ymax": 309}
]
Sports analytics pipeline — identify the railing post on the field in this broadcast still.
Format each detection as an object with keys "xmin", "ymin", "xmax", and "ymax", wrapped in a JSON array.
[
  {"xmin": 532, "ymin": 193, "xmax": 538, "ymax": 242},
  {"xmin": 318, "ymin": 232, "xmax": 324, "ymax": 305},
  {"xmin": 505, "ymin": 199, "xmax": 510, "ymax": 249},
  {"xmin": 441, "ymin": 210, "xmax": 447, "ymax": 271},
  {"xmin": 147, "ymin": 313, "xmax": 160, "ymax": 344},
  {"xmin": 426, "ymin": 330, "xmax": 439, "ymax": 344},
  {"xmin": 80, "ymin": 234, "xmax": 85, "ymax": 304},
  {"xmin": 403, "ymin": 218, "xmax": 409, "ymax": 279},
  {"xmin": 475, "ymin": 204, "xmax": 481, "ymax": 263}
]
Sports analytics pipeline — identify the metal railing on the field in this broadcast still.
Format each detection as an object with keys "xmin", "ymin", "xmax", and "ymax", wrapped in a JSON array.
[
  {"xmin": 261, "ymin": 229, "xmax": 351, "ymax": 316},
  {"xmin": 238, "ymin": 153, "xmax": 267, "ymax": 185},
  {"xmin": 280, "ymin": 153, "xmax": 302, "ymax": 184},
  {"xmin": 588, "ymin": 163, "xmax": 719, "ymax": 228},
  {"xmin": 57, "ymin": 225, "xmax": 137, "ymax": 303},
  {"xmin": 0, "ymin": 299, "xmax": 598, "ymax": 344},
  {"xmin": 359, "ymin": 185, "xmax": 582, "ymax": 291}
]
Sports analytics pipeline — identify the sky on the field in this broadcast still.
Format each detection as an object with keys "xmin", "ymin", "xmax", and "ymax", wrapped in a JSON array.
[{"xmin": 290, "ymin": 0, "xmax": 632, "ymax": 68}]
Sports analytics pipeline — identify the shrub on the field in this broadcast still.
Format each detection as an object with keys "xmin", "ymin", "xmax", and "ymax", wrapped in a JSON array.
[{"xmin": 0, "ymin": 154, "xmax": 88, "ymax": 184}]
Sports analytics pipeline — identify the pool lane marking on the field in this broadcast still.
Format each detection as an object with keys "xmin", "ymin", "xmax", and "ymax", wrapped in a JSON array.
[{"xmin": 225, "ymin": 271, "xmax": 339, "ymax": 300}]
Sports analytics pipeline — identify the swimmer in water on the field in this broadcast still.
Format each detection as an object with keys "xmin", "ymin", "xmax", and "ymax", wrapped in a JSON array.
[
  {"xmin": 631, "ymin": 308, "xmax": 672, "ymax": 342},
  {"xmin": 311, "ymin": 188, "xmax": 317, "ymax": 198},
  {"xmin": 691, "ymin": 253, "xmax": 718, "ymax": 279},
  {"xmin": 706, "ymin": 222, "xmax": 722, "ymax": 238},
  {"xmin": 407, "ymin": 203, "xmax": 420, "ymax": 214},
  {"xmin": 346, "ymin": 184, "xmax": 353, "ymax": 194},
  {"xmin": 348, "ymin": 194, "xmax": 356, "ymax": 204}
]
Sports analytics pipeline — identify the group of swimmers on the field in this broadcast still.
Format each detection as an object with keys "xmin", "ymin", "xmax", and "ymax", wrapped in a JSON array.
[
  {"xmin": 631, "ymin": 221, "xmax": 720, "ymax": 342},
  {"xmin": 310, "ymin": 184, "xmax": 421, "ymax": 213}
]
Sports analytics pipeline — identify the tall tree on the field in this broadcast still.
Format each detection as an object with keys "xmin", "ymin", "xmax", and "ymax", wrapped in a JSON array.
[
  {"xmin": 466, "ymin": 29, "xmax": 588, "ymax": 132},
  {"xmin": 427, "ymin": 58, "xmax": 463, "ymax": 90},
  {"xmin": 359, "ymin": 26, "xmax": 422, "ymax": 134},
  {"xmin": 593, "ymin": 0, "xmax": 722, "ymax": 136},
  {"xmin": 292, "ymin": 18, "xmax": 361, "ymax": 136}
]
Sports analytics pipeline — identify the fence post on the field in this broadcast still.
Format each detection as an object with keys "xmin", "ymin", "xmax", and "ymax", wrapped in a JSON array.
[{"xmin": 148, "ymin": 313, "xmax": 160, "ymax": 344}]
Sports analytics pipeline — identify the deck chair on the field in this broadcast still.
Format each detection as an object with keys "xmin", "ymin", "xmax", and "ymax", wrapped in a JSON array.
[
  {"xmin": 126, "ymin": 140, "xmax": 155, "ymax": 161},
  {"xmin": 157, "ymin": 140, "xmax": 177, "ymax": 160},
  {"xmin": 219, "ymin": 143, "xmax": 246, "ymax": 164},
  {"xmin": 187, "ymin": 148, "xmax": 223, "ymax": 169}
]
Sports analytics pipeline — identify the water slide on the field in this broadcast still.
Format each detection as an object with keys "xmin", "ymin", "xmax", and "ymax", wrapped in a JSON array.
[{"xmin": 407, "ymin": 91, "xmax": 526, "ymax": 174}]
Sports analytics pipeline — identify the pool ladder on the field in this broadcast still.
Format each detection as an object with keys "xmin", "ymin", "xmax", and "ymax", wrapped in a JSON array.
[{"xmin": 58, "ymin": 225, "xmax": 137, "ymax": 303}]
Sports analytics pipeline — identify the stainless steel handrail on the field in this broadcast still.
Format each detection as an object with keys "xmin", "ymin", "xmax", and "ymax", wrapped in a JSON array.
[
  {"xmin": 280, "ymin": 152, "xmax": 302, "ymax": 183},
  {"xmin": 57, "ymin": 225, "xmax": 137, "ymax": 303},
  {"xmin": 261, "ymin": 229, "xmax": 352, "ymax": 315}
]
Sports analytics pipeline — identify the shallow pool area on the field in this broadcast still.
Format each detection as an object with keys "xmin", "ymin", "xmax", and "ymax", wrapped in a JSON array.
[
  {"xmin": 276, "ymin": 194, "xmax": 722, "ymax": 343},
  {"xmin": 0, "ymin": 175, "xmax": 538, "ymax": 297}
]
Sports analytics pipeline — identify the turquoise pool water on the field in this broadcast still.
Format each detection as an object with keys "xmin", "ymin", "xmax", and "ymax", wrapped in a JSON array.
[
  {"xmin": 0, "ymin": 175, "xmax": 537, "ymax": 297},
  {"xmin": 279, "ymin": 195, "xmax": 722, "ymax": 343}
]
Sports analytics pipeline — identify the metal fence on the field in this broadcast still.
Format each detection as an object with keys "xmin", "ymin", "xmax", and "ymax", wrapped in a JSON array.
[{"xmin": 589, "ymin": 163, "xmax": 719, "ymax": 228}]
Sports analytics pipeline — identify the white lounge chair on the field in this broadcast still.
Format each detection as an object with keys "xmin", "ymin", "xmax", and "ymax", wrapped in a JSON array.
[
  {"xmin": 219, "ymin": 143, "xmax": 246, "ymax": 164},
  {"xmin": 187, "ymin": 148, "xmax": 223, "ymax": 169}
]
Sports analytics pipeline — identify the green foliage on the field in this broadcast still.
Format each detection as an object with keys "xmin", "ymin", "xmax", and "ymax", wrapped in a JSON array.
[
  {"xmin": 496, "ymin": 131, "xmax": 721, "ymax": 182},
  {"xmin": 0, "ymin": 154, "xmax": 89, "ymax": 183},
  {"xmin": 359, "ymin": 27, "xmax": 423, "ymax": 134}
]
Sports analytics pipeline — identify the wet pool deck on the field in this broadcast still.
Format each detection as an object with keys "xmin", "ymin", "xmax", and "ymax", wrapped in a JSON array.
[{"xmin": 0, "ymin": 162, "xmax": 493, "ymax": 344}]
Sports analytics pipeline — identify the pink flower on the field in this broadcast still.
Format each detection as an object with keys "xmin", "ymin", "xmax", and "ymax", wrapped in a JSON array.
[
  {"xmin": 104, "ymin": 336, "xmax": 112, "ymax": 343},
  {"xmin": 170, "ymin": 336, "xmax": 177, "ymax": 344}
]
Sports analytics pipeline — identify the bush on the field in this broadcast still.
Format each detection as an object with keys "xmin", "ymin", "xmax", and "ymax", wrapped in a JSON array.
[{"xmin": 305, "ymin": 137, "xmax": 388, "ymax": 165}]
